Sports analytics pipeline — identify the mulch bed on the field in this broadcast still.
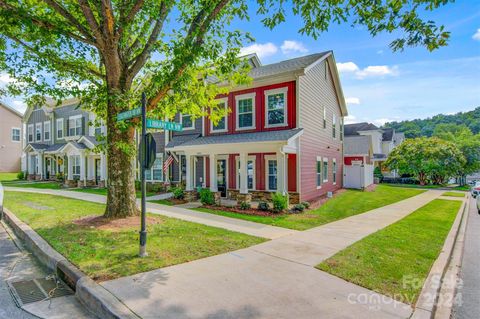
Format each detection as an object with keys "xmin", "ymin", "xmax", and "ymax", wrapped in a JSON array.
[
  {"xmin": 202, "ymin": 205, "xmax": 286, "ymax": 217},
  {"xmin": 169, "ymin": 198, "xmax": 188, "ymax": 205},
  {"xmin": 73, "ymin": 215, "xmax": 163, "ymax": 231}
]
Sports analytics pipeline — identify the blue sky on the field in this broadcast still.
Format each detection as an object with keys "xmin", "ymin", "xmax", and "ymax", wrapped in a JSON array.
[{"xmin": 1, "ymin": 0, "xmax": 479, "ymax": 125}]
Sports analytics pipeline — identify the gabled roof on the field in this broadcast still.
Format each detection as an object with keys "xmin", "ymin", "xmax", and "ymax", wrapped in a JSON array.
[
  {"xmin": 25, "ymin": 143, "xmax": 49, "ymax": 152},
  {"xmin": 382, "ymin": 128, "xmax": 394, "ymax": 141},
  {"xmin": 344, "ymin": 136, "xmax": 371, "ymax": 155},
  {"xmin": 45, "ymin": 143, "xmax": 66, "ymax": 153},
  {"xmin": 0, "ymin": 102, "xmax": 23, "ymax": 118},
  {"xmin": 166, "ymin": 134, "xmax": 200, "ymax": 148},
  {"xmin": 167, "ymin": 128, "xmax": 303, "ymax": 149},
  {"xmin": 344, "ymin": 122, "xmax": 380, "ymax": 136}
]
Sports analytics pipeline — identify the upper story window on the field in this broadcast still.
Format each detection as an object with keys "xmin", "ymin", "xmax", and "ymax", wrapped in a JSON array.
[
  {"xmin": 44, "ymin": 121, "xmax": 51, "ymax": 141},
  {"xmin": 27, "ymin": 124, "xmax": 33, "ymax": 142},
  {"xmin": 56, "ymin": 118, "xmax": 64, "ymax": 139},
  {"xmin": 68, "ymin": 115, "xmax": 82, "ymax": 136},
  {"xmin": 332, "ymin": 114, "xmax": 336, "ymax": 139},
  {"xmin": 323, "ymin": 107, "xmax": 327, "ymax": 128},
  {"xmin": 316, "ymin": 157, "xmax": 322, "ymax": 188},
  {"xmin": 95, "ymin": 126, "xmax": 102, "ymax": 136},
  {"xmin": 340, "ymin": 118, "xmax": 344, "ymax": 141},
  {"xmin": 180, "ymin": 114, "xmax": 194, "ymax": 130},
  {"xmin": 333, "ymin": 159, "xmax": 337, "ymax": 185},
  {"xmin": 236, "ymin": 93, "xmax": 255, "ymax": 130},
  {"xmin": 11, "ymin": 128, "xmax": 20, "ymax": 142},
  {"xmin": 35, "ymin": 123, "xmax": 42, "ymax": 142},
  {"xmin": 211, "ymin": 98, "xmax": 228, "ymax": 133},
  {"xmin": 265, "ymin": 87, "xmax": 288, "ymax": 128}
]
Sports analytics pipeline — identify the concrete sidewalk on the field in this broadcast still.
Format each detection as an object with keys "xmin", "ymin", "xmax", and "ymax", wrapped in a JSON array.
[
  {"xmin": 100, "ymin": 190, "xmax": 444, "ymax": 319},
  {"xmin": 3, "ymin": 187, "xmax": 296, "ymax": 239}
]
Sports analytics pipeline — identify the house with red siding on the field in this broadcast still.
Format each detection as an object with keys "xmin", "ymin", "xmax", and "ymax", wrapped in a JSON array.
[{"xmin": 162, "ymin": 51, "xmax": 348, "ymax": 204}]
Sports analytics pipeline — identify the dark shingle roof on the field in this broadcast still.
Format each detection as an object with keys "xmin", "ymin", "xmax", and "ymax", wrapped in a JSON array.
[
  {"xmin": 344, "ymin": 136, "xmax": 370, "ymax": 155},
  {"xmin": 249, "ymin": 52, "xmax": 329, "ymax": 79},
  {"xmin": 69, "ymin": 141, "xmax": 89, "ymax": 150},
  {"xmin": 45, "ymin": 143, "xmax": 66, "ymax": 152},
  {"xmin": 83, "ymin": 135, "xmax": 100, "ymax": 146},
  {"xmin": 168, "ymin": 129, "xmax": 303, "ymax": 148},
  {"xmin": 28, "ymin": 143, "xmax": 49, "ymax": 151},
  {"xmin": 382, "ymin": 128, "xmax": 394, "ymax": 141},
  {"xmin": 344, "ymin": 122, "xmax": 379, "ymax": 136},
  {"xmin": 166, "ymin": 134, "xmax": 200, "ymax": 148}
]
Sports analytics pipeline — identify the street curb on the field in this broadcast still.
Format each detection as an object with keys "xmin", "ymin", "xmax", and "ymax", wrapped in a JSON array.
[
  {"xmin": 1, "ymin": 207, "xmax": 140, "ymax": 319},
  {"xmin": 410, "ymin": 197, "xmax": 468, "ymax": 319}
]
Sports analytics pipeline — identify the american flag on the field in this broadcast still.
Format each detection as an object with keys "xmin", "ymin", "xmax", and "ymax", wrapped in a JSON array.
[{"xmin": 163, "ymin": 154, "xmax": 174, "ymax": 172}]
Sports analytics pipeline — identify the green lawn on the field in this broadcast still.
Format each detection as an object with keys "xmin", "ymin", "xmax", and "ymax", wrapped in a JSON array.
[
  {"xmin": 0, "ymin": 172, "xmax": 19, "ymax": 182},
  {"xmin": 70, "ymin": 188, "xmax": 156, "ymax": 198},
  {"xmin": 148, "ymin": 199, "xmax": 175, "ymax": 206},
  {"xmin": 384, "ymin": 183, "xmax": 470, "ymax": 191},
  {"xmin": 4, "ymin": 191, "xmax": 265, "ymax": 280},
  {"xmin": 2, "ymin": 181, "xmax": 63, "ymax": 189},
  {"xmin": 317, "ymin": 199, "xmax": 461, "ymax": 304},
  {"xmin": 442, "ymin": 191, "xmax": 465, "ymax": 198},
  {"xmin": 194, "ymin": 185, "xmax": 425, "ymax": 230}
]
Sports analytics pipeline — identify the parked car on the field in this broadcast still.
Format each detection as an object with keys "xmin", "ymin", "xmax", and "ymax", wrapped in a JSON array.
[
  {"xmin": 471, "ymin": 181, "xmax": 480, "ymax": 198},
  {"xmin": 477, "ymin": 195, "xmax": 480, "ymax": 214}
]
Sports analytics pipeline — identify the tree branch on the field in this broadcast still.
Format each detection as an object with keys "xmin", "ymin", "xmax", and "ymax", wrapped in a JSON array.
[
  {"xmin": 100, "ymin": 0, "xmax": 115, "ymax": 38},
  {"xmin": 77, "ymin": 0, "xmax": 105, "ymax": 48}
]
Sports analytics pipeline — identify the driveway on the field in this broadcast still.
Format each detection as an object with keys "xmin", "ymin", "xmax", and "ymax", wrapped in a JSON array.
[{"xmin": 101, "ymin": 190, "xmax": 443, "ymax": 319}]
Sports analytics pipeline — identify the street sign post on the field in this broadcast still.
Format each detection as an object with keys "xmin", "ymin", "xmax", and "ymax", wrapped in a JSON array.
[{"xmin": 116, "ymin": 94, "xmax": 182, "ymax": 257}]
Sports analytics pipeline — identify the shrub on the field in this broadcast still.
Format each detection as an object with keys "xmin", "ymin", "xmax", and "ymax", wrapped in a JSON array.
[
  {"xmin": 199, "ymin": 188, "xmax": 215, "ymax": 205},
  {"xmin": 17, "ymin": 171, "xmax": 25, "ymax": 180},
  {"xmin": 300, "ymin": 201, "xmax": 310, "ymax": 209},
  {"xmin": 374, "ymin": 166, "xmax": 383, "ymax": 180},
  {"xmin": 135, "ymin": 180, "xmax": 141, "ymax": 190},
  {"xmin": 172, "ymin": 187, "xmax": 185, "ymax": 200},
  {"xmin": 239, "ymin": 201, "xmax": 251, "ymax": 210},
  {"xmin": 55, "ymin": 172, "xmax": 64, "ymax": 181},
  {"xmin": 292, "ymin": 204, "xmax": 305, "ymax": 213},
  {"xmin": 257, "ymin": 201, "xmax": 270, "ymax": 211},
  {"xmin": 271, "ymin": 193, "xmax": 288, "ymax": 213}
]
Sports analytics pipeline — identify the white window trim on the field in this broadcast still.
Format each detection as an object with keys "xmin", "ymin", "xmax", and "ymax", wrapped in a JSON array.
[
  {"xmin": 264, "ymin": 155, "xmax": 277, "ymax": 192},
  {"xmin": 323, "ymin": 157, "xmax": 329, "ymax": 183},
  {"xmin": 11, "ymin": 127, "xmax": 21, "ymax": 142},
  {"xmin": 323, "ymin": 107, "xmax": 327, "ymax": 129},
  {"xmin": 68, "ymin": 115, "xmax": 82, "ymax": 137},
  {"xmin": 264, "ymin": 87, "xmax": 288, "ymax": 128},
  {"xmin": 235, "ymin": 155, "xmax": 256, "ymax": 190},
  {"xmin": 316, "ymin": 156, "xmax": 322, "ymax": 189},
  {"xmin": 146, "ymin": 153, "xmax": 164, "ymax": 182},
  {"xmin": 56, "ymin": 118, "xmax": 64, "ymax": 139},
  {"xmin": 333, "ymin": 158, "xmax": 337, "ymax": 185},
  {"xmin": 71, "ymin": 155, "xmax": 81, "ymax": 177},
  {"xmin": 235, "ymin": 92, "xmax": 256, "ymax": 131},
  {"xmin": 180, "ymin": 114, "xmax": 195, "ymax": 131},
  {"xmin": 332, "ymin": 114, "xmax": 337, "ymax": 139},
  {"xmin": 27, "ymin": 124, "xmax": 34, "ymax": 142},
  {"xmin": 44, "ymin": 121, "xmax": 51, "ymax": 142},
  {"xmin": 35, "ymin": 123, "xmax": 42, "ymax": 142},
  {"xmin": 210, "ymin": 97, "xmax": 228, "ymax": 133}
]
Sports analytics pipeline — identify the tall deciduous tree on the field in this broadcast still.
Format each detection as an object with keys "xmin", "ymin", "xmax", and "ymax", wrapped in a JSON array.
[
  {"xmin": 0, "ymin": 0, "xmax": 452, "ymax": 218},
  {"xmin": 385, "ymin": 137, "xmax": 465, "ymax": 185}
]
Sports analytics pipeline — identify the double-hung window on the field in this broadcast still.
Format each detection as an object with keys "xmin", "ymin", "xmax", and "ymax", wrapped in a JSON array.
[
  {"xmin": 316, "ymin": 157, "xmax": 322, "ymax": 188},
  {"xmin": 211, "ymin": 99, "xmax": 228, "ymax": 132},
  {"xmin": 323, "ymin": 158, "xmax": 329, "ymax": 182},
  {"xmin": 71, "ymin": 155, "xmax": 81, "ymax": 178},
  {"xmin": 323, "ymin": 107, "xmax": 327, "ymax": 129},
  {"xmin": 56, "ymin": 118, "xmax": 64, "ymax": 139},
  {"xmin": 180, "ymin": 114, "xmax": 194, "ymax": 130},
  {"xmin": 236, "ymin": 93, "xmax": 255, "ymax": 130},
  {"xmin": 340, "ymin": 118, "xmax": 344, "ymax": 141},
  {"xmin": 266, "ymin": 158, "xmax": 277, "ymax": 191},
  {"xmin": 332, "ymin": 114, "xmax": 336, "ymax": 139},
  {"xmin": 27, "ymin": 124, "xmax": 34, "ymax": 142},
  {"xmin": 236, "ymin": 157, "xmax": 255, "ymax": 190},
  {"xmin": 146, "ymin": 153, "xmax": 163, "ymax": 181},
  {"xmin": 333, "ymin": 159, "xmax": 337, "ymax": 184},
  {"xmin": 44, "ymin": 121, "xmax": 51, "ymax": 141},
  {"xmin": 265, "ymin": 88, "xmax": 287, "ymax": 127},
  {"xmin": 68, "ymin": 115, "xmax": 82, "ymax": 136},
  {"xmin": 11, "ymin": 128, "xmax": 20, "ymax": 142},
  {"xmin": 35, "ymin": 123, "xmax": 42, "ymax": 141}
]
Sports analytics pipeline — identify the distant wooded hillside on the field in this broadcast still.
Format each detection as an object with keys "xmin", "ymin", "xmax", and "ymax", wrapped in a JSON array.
[{"xmin": 384, "ymin": 107, "xmax": 480, "ymax": 138}]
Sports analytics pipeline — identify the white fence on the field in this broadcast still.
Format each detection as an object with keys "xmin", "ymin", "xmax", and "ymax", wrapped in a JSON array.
[{"xmin": 343, "ymin": 164, "xmax": 374, "ymax": 189}]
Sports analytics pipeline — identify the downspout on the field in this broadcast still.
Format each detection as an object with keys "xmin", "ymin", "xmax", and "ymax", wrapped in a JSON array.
[{"xmin": 279, "ymin": 148, "xmax": 287, "ymax": 196}]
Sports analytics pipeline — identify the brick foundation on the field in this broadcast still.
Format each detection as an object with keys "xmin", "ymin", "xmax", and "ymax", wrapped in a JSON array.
[
  {"xmin": 86, "ymin": 180, "xmax": 96, "ymax": 187},
  {"xmin": 227, "ymin": 189, "xmax": 299, "ymax": 204},
  {"xmin": 64, "ymin": 180, "xmax": 77, "ymax": 188},
  {"xmin": 289, "ymin": 192, "xmax": 300, "ymax": 204},
  {"xmin": 227, "ymin": 189, "xmax": 239, "ymax": 200},
  {"xmin": 184, "ymin": 190, "xmax": 198, "ymax": 202},
  {"xmin": 213, "ymin": 192, "xmax": 222, "ymax": 205},
  {"xmin": 236, "ymin": 193, "xmax": 252, "ymax": 205},
  {"xmin": 98, "ymin": 180, "xmax": 105, "ymax": 188}
]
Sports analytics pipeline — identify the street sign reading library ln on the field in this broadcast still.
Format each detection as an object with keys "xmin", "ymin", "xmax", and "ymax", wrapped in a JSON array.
[
  {"xmin": 117, "ymin": 107, "xmax": 141, "ymax": 121},
  {"xmin": 146, "ymin": 119, "xmax": 182, "ymax": 131}
]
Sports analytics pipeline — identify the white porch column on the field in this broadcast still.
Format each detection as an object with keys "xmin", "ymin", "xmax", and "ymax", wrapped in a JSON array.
[
  {"xmin": 80, "ymin": 152, "xmax": 86, "ymax": 184},
  {"xmin": 185, "ymin": 154, "xmax": 194, "ymax": 191},
  {"xmin": 239, "ymin": 152, "xmax": 248, "ymax": 194},
  {"xmin": 276, "ymin": 151, "xmax": 286, "ymax": 194},
  {"xmin": 67, "ymin": 156, "xmax": 72, "ymax": 180},
  {"xmin": 38, "ymin": 153, "xmax": 43, "ymax": 179},
  {"xmin": 209, "ymin": 153, "xmax": 217, "ymax": 192}
]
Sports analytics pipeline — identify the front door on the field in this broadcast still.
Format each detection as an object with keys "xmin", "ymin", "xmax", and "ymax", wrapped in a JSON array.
[
  {"xmin": 95, "ymin": 159, "xmax": 101, "ymax": 185},
  {"xmin": 217, "ymin": 159, "xmax": 227, "ymax": 197}
]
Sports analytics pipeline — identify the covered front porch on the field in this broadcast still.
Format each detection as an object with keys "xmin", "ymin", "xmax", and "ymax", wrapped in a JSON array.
[{"xmin": 167, "ymin": 129, "xmax": 303, "ymax": 204}]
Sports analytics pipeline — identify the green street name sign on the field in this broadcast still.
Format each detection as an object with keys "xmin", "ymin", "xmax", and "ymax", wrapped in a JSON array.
[
  {"xmin": 117, "ymin": 107, "xmax": 142, "ymax": 121},
  {"xmin": 146, "ymin": 119, "xmax": 183, "ymax": 132}
]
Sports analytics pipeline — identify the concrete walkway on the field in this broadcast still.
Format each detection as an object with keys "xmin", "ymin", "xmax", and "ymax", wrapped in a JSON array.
[
  {"xmin": 3, "ymin": 187, "xmax": 296, "ymax": 239},
  {"xmin": 100, "ymin": 190, "xmax": 444, "ymax": 319}
]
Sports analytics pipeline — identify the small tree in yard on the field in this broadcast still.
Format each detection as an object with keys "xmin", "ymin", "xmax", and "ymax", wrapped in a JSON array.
[
  {"xmin": 0, "ymin": 0, "xmax": 452, "ymax": 218},
  {"xmin": 385, "ymin": 137, "xmax": 465, "ymax": 185}
]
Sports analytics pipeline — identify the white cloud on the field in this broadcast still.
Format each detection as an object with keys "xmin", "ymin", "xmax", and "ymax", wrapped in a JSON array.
[
  {"xmin": 337, "ymin": 62, "xmax": 398, "ymax": 79},
  {"xmin": 344, "ymin": 115, "xmax": 357, "ymax": 124},
  {"xmin": 336, "ymin": 62, "xmax": 359, "ymax": 73},
  {"xmin": 280, "ymin": 40, "xmax": 308, "ymax": 55},
  {"xmin": 372, "ymin": 118, "xmax": 394, "ymax": 126},
  {"xmin": 377, "ymin": 50, "xmax": 384, "ymax": 55},
  {"xmin": 473, "ymin": 28, "xmax": 480, "ymax": 41},
  {"xmin": 346, "ymin": 97, "xmax": 360, "ymax": 105},
  {"xmin": 240, "ymin": 42, "xmax": 278, "ymax": 58}
]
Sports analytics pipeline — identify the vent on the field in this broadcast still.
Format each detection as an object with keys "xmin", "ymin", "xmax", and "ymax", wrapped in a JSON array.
[{"xmin": 8, "ymin": 277, "xmax": 74, "ymax": 307}]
